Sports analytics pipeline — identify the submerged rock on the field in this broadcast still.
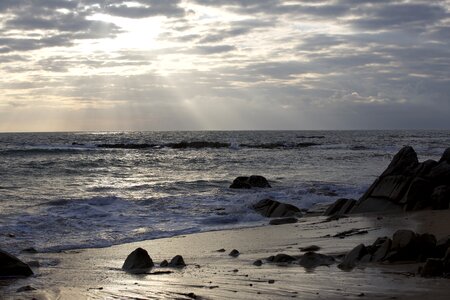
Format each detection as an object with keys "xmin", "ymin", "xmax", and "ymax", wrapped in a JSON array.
[
  {"xmin": 253, "ymin": 199, "xmax": 301, "ymax": 218},
  {"xmin": 0, "ymin": 249, "xmax": 33, "ymax": 277},
  {"xmin": 122, "ymin": 248, "xmax": 154, "ymax": 273},
  {"xmin": 230, "ymin": 175, "xmax": 271, "ymax": 189}
]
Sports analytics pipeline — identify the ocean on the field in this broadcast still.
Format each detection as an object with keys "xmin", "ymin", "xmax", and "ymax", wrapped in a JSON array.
[{"xmin": 0, "ymin": 130, "xmax": 448, "ymax": 253}]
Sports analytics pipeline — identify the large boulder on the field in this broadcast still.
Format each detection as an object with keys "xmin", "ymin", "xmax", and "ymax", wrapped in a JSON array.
[
  {"xmin": 253, "ymin": 199, "xmax": 301, "ymax": 218},
  {"xmin": 352, "ymin": 147, "xmax": 450, "ymax": 213},
  {"xmin": 122, "ymin": 248, "xmax": 154, "ymax": 273},
  {"xmin": 338, "ymin": 244, "xmax": 367, "ymax": 270},
  {"xmin": 0, "ymin": 249, "xmax": 33, "ymax": 277},
  {"xmin": 230, "ymin": 175, "xmax": 271, "ymax": 189}
]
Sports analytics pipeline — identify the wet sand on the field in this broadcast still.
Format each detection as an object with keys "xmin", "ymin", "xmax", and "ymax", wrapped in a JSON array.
[{"xmin": 2, "ymin": 210, "xmax": 450, "ymax": 299}]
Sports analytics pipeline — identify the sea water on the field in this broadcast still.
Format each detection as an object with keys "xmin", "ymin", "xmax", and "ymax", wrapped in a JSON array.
[{"xmin": 0, "ymin": 130, "xmax": 448, "ymax": 253}]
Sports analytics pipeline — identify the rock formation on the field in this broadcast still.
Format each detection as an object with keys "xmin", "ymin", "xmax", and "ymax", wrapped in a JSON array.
[
  {"xmin": 351, "ymin": 146, "xmax": 450, "ymax": 213},
  {"xmin": 0, "ymin": 249, "xmax": 33, "ymax": 277}
]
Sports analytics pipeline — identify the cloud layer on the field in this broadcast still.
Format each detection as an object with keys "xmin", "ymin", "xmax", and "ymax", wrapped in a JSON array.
[{"xmin": 1, "ymin": 0, "xmax": 449, "ymax": 131}]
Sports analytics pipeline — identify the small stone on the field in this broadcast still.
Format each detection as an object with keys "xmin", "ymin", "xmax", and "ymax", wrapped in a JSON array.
[
  {"xmin": 169, "ymin": 255, "xmax": 186, "ymax": 268},
  {"xmin": 160, "ymin": 260, "xmax": 168, "ymax": 267},
  {"xmin": 268, "ymin": 279, "xmax": 275, "ymax": 284},
  {"xmin": 216, "ymin": 248, "xmax": 226, "ymax": 252},
  {"xmin": 253, "ymin": 259, "xmax": 263, "ymax": 266},
  {"xmin": 229, "ymin": 249, "xmax": 240, "ymax": 257}
]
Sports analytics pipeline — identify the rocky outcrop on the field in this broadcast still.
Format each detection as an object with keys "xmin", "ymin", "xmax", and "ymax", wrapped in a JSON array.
[
  {"xmin": 323, "ymin": 198, "xmax": 356, "ymax": 216},
  {"xmin": 253, "ymin": 199, "xmax": 301, "ymax": 218},
  {"xmin": 122, "ymin": 248, "xmax": 154, "ymax": 273},
  {"xmin": 230, "ymin": 175, "xmax": 271, "ymax": 189},
  {"xmin": 0, "ymin": 249, "xmax": 33, "ymax": 277},
  {"xmin": 352, "ymin": 146, "xmax": 450, "ymax": 213}
]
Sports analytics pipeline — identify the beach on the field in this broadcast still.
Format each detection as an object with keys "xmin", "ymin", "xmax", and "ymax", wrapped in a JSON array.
[{"xmin": 2, "ymin": 209, "xmax": 450, "ymax": 299}]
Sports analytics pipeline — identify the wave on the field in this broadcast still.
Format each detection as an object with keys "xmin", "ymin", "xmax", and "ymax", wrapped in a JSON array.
[{"xmin": 95, "ymin": 141, "xmax": 321, "ymax": 150}]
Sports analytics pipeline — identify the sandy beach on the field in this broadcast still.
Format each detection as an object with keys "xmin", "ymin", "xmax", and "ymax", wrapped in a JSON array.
[{"xmin": 2, "ymin": 209, "xmax": 449, "ymax": 299}]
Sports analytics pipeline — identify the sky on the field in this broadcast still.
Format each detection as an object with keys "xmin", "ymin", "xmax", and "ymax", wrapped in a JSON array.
[{"xmin": 0, "ymin": 0, "xmax": 449, "ymax": 132}]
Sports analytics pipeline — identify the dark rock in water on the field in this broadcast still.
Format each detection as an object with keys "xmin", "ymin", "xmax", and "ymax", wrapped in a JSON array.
[
  {"xmin": 122, "ymin": 248, "xmax": 154, "ymax": 273},
  {"xmin": 253, "ymin": 198, "xmax": 301, "ymax": 218},
  {"xmin": 272, "ymin": 253, "xmax": 296, "ymax": 263},
  {"xmin": 169, "ymin": 255, "xmax": 186, "ymax": 268},
  {"xmin": 351, "ymin": 146, "xmax": 450, "ymax": 213},
  {"xmin": 0, "ymin": 249, "xmax": 33, "ymax": 277},
  {"xmin": 300, "ymin": 245, "xmax": 321, "ymax": 252},
  {"xmin": 299, "ymin": 252, "xmax": 335, "ymax": 269},
  {"xmin": 420, "ymin": 258, "xmax": 444, "ymax": 277},
  {"xmin": 338, "ymin": 244, "xmax": 367, "ymax": 270},
  {"xmin": 230, "ymin": 175, "xmax": 271, "ymax": 189},
  {"xmin": 229, "ymin": 249, "xmax": 240, "ymax": 257},
  {"xmin": 324, "ymin": 198, "xmax": 356, "ymax": 216},
  {"xmin": 253, "ymin": 259, "xmax": 263, "ymax": 266},
  {"xmin": 269, "ymin": 217, "xmax": 298, "ymax": 225},
  {"xmin": 21, "ymin": 247, "xmax": 38, "ymax": 254},
  {"xmin": 160, "ymin": 260, "xmax": 168, "ymax": 267},
  {"xmin": 431, "ymin": 185, "xmax": 450, "ymax": 209}
]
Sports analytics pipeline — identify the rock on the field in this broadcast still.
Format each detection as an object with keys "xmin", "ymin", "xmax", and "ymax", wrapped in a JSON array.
[
  {"xmin": 430, "ymin": 185, "xmax": 450, "ymax": 209},
  {"xmin": 299, "ymin": 252, "xmax": 335, "ymax": 269},
  {"xmin": 439, "ymin": 147, "xmax": 450, "ymax": 163},
  {"xmin": 269, "ymin": 217, "xmax": 298, "ymax": 225},
  {"xmin": 21, "ymin": 247, "xmax": 38, "ymax": 254},
  {"xmin": 122, "ymin": 248, "xmax": 154, "ymax": 273},
  {"xmin": 371, "ymin": 238, "xmax": 392, "ymax": 262},
  {"xmin": 229, "ymin": 249, "xmax": 240, "ymax": 257},
  {"xmin": 253, "ymin": 199, "xmax": 301, "ymax": 218},
  {"xmin": 323, "ymin": 198, "xmax": 356, "ymax": 216},
  {"xmin": 416, "ymin": 233, "xmax": 437, "ymax": 261},
  {"xmin": 16, "ymin": 285, "xmax": 36, "ymax": 293},
  {"xmin": 268, "ymin": 279, "xmax": 275, "ymax": 284},
  {"xmin": 381, "ymin": 146, "xmax": 418, "ymax": 177},
  {"xmin": 253, "ymin": 259, "xmax": 263, "ymax": 266},
  {"xmin": 338, "ymin": 244, "xmax": 367, "ymax": 270},
  {"xmin": 351, "ymin": 147, "xmax": 450, "ymax": 213},
  {"xmin": 0, "ymin": 249, "xmax": 33, "ymax": 277},
  {"xmin": 420, "ymin": 258, "xmax": 444, "ymax": 277},
  {"xmin": 230, "ymin": 175, "xmax": 271, "ymax": 189},
  {"xmin": 169, "ymin": 255, "xmax": 186, "ymax": 268},
  {"xmin": 443, "ymin": 248, "xmax": 450, "ymax": 274},
  {"xmin": 300, "ymin": 245, "xmax": 321, "ymax": 252},
  {"xmin": 160, "ymin": 260, "xmax": 168, "ymax": 267},
  {"xmin": 402, "ymin": 178, "xmax": 434, "ymax": 210},
  {"xmin": 272, "ymin": 253, "xmax": 296, "ymax": 263},
  {"xmin": 435, "ymin": 236, "xmax": 450, "ymax": 258},
  {"xmin": 216, "ymin": 248, "xmax": 226, "ymax": 252},
  {"xmin": 391, "ymin": 230, "xmax": 416, "ymax": 250}
]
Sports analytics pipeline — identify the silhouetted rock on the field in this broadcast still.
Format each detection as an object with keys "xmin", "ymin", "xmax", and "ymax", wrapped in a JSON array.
[
  {"xmin": 230, "ymin": 175, "xmax": 271, "ymax": 189},
  {"xmin": 338, "ymin": 244, "xmax": 367, "ymax": 270},
  {"xmin": 420, "ymin": 258, "xmax": 444, "ymax": 277},
  {"xmin": 299, "ymin": 252, "xmax": 335, "ymax": 269},
  {"xmin": 169, "ymin": 255, "xmax": 186, "ymax": 267},
  {"xmin": 269, "ymin": 217, "xmax": 298, "ymax": 225},
  {"xmin": 253, "ymin": 259, "xmax": 263, "ymax": 266},
  {"xmin": 324, "ymin": 198, "xmax": 356, "ymax": 216},
  {"xmin": 160, "ymin": 260, "xmax": 168, "ymax": 267},
  {"xmin": 0, "ymin": 249, "xmax": 33, "ymax": 277},
  {"xmin": 253, "ymin": 199, "xmax": 301, "ymax": 218},
  {"xmin": 272, "ymin": 253, "xmax": 296, "ymax": 263},
  {"xmin": 352, "ymin": 146, "xmax": 450, "ymax": 213},
  {"xmin": 122, "ymin": 248, "xmax": 154, "ymax": 273},
  {"xmin": 229, "ymin": 249, "xmax": 240, "ymax": 257}
]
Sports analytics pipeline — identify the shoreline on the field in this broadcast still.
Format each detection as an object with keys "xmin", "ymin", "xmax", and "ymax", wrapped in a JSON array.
[{"xmin": 2, "ymin": 210, "xmax": 450, "ymax": 299}]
